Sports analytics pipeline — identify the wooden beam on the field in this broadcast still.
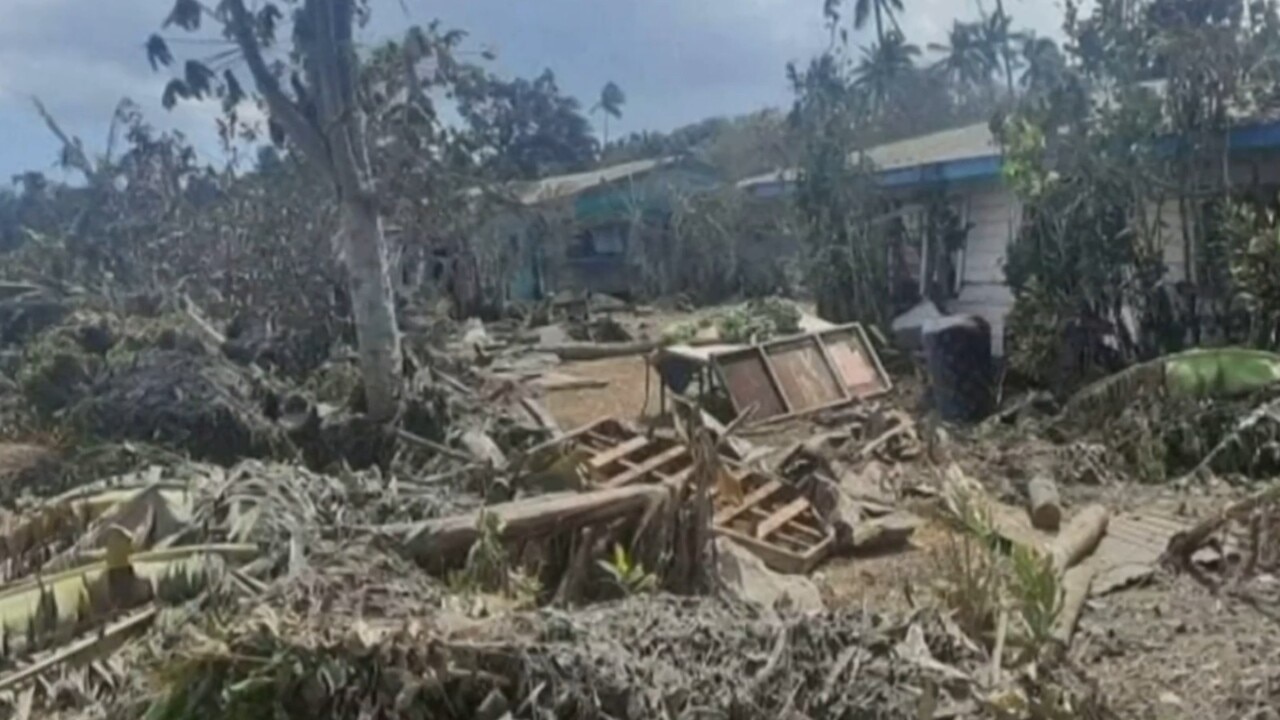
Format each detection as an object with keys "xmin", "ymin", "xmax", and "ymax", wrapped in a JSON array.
[
  {"xmin": 587, "ymin": 436, "xmax": 649, "ymax": 472},
  {"xmin": 399, "ymin": 485, "xmax": 669, "ymax": 566},
  {"xmin": 714, "ymin": 480, "xmax": 783, "ymax": 525},
  {"xmin": 757, "ymin": 497, "xmax": 811, "ymax": 540},
  {"xmin": 605, "ymin": 445, "xmax": 689, "ymax": 488}
]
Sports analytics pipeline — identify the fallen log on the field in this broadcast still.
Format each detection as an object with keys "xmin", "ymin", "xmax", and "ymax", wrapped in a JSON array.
[
  {"xmin": 400, "ymin": 484, "xmax": 671, "ymax": 567},
  {"xmin": 542, "ymin": 337, "xmax": 723, "ymax": 362},
  {"xmin": 1052, "ymin": 563, "xmax": 1095, "ymax": 646},
  {"xmin": 1027, "ymin": 476, "xmax": 1062, "ymax": 531},
  {"xmin": 542, "ymin": 341, "xmax": 660, "ymax": 361},
  {"xmin": 1164, "ymin": 480, "xmax": 1280, "ymax": 566},
  {"xmin": 1049, "ymin": 505, "xmax": 1109, "ymax": 573}
]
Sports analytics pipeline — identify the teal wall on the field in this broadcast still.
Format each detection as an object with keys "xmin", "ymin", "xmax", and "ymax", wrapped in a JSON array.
[{"xmin": 571, "ymin": 166, "xmax": 719, "ymax": 226}]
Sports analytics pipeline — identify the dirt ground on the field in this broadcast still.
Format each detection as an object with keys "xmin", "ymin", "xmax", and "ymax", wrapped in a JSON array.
[
  {"xmin": 1082, "ymin": 573, "xmax": 1280, "ymax": 719},
  {"xmin": 542, "ymin": 354, "xmax": 663, "ymax": 429},
  {"xmin": 527, "ymin": 307, "xmax": 1280, "ymax": 719}
]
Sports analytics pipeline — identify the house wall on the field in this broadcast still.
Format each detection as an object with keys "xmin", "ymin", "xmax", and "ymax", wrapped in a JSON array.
[
  {"xmin": 1149, "ymin": 151, "xmax": 1280, "ymax": 284},
  {"xmin": 951, "ymin": 180, "xmax": 1022, "ymax": 356},
  {"xmin": 938, "ymin": 151, "xmax": 1280, "ymax": 356}
]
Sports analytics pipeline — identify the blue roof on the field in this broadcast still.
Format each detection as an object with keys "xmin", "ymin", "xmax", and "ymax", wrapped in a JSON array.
[{"xmin": 738, "ymin": 118, "xmax": 1280, "ymax": 196}]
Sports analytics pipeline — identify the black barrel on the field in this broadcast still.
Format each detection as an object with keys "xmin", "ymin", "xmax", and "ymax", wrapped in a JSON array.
[{"xmin": 922, "ymin": 315, "xmax": 994, "ymax": 423}]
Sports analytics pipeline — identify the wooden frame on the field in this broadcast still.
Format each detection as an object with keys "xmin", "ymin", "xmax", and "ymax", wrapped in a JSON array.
[
  {"xmin": 711, "ymin": 323, "xmax": 893, "ymax": 424},
  {"xmin": 712, "ymin": 471, "xmax": 834, "ymax": 574},
  {"xmin": 527, "ymin": 418, "xmax": 835, "ymax": 574}
]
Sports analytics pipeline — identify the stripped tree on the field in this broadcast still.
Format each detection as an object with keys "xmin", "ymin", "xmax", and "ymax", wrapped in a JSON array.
[{"xmin": 149, "ymin": 0, "xmax": 402, "ymax": 420}]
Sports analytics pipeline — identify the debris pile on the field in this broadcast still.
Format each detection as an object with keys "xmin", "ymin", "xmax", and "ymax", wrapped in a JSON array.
[{"xmin": 6, "ymin": 279, "xmax": 1280, "ymax": 719}]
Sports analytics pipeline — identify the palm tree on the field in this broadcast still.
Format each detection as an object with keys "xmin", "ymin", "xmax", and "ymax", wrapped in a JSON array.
[
  {"xmin": 1019, "ymin": 35, "xmax": 1064, "ymax": 94},
  {"xmin": 825, "ymin": 0, "xmax": 906, "ymax": 45},
  {"xmin": 591, "ymin": 81, "xmax": 626, "ymax": 146},
  {"xmin": 977, "ymin": 3, "xmax": 1026, "ymax": 94},
  {"xmin": 854, "ymin": 30, "xmax": 922, "ymax": 115},
  {"xmin": 929, "ymin": 21, "xmax": 998, "ymax": 93}
]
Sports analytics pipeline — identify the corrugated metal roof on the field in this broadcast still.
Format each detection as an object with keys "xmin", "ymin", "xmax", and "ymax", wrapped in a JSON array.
[
  {"xmin": 736, "ymin": 121, "xmax": 997, "ymax": 191},
  {"xmin": 864, "ymin": 122, "xmax": 997, "ymax": 171},
  {"xmin": 510, "ymin": 156, "xmax": 679, "ymax": 205}
]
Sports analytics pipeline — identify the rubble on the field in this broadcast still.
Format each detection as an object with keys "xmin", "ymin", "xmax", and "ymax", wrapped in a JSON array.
[{"xmin": 3, "ymin": 286, "xmax": 1278, "ymax": 719}]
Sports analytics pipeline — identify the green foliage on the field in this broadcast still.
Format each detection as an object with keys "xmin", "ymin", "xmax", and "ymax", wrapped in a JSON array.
[
  {"xmin": 1224, "ymin": 201, "xmax": 1280, "ymax": 347},
  {"xmin": 594, "ymin": 81, "xmax": 626, "ymax": 120},
  {"xmin": 596, "ymin": 543, "xmax": 656, "ymax": 596},
  {"xmin": 1007, "ymin": 545, "xmax": 1061, "ymax": 662},
  {"xmin": 715, "ymin": 297, "xmax": 802, "ymax": 344},
  {"xmin": 1001, "ymin": 0, "xmax": 1280, "ymax": 389},
  {"xmin": 937, "ymin": 481, "xmax": 1062, "ymax": 662},
  {"xmin": 457, "ymin": 68, "xmax": 599, "ymax": 180}
]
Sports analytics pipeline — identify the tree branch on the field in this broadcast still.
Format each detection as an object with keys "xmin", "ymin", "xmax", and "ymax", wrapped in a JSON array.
[
  {"xmin": 223, "ymin": 0, "xmax": 330, "ymax": 172},
  {"xmin": 31, "ymin": 97, "xmax": 95, "ymax": 181}
]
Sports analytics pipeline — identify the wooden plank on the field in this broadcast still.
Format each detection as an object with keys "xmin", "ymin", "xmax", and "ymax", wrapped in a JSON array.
[
  {"xmin": 757, "ymin": 497, "xmax": 811, "ymax": 540},
  {"xmin": 813, "ymin": 336, "xmax": 853, "ymax": 402},
  {"xmin": 765, "ymin": 337, "xmax": 845, "ymax": 412},
  {"xmin": 714, "ymin": 480, "xmax": 782, "ymax": 525},
  {"xmin": 820, "ymin": 324, "xmax": 893, "ymax": 399},
  {"xmin": 716, "ymin": 350, "xmax": 787, "ymax": 420},
  {"xmin": 716, "ymin": 527, "xmax": 832, "ymax": 574},
  {"xmin": 587, "ymin": 436, "xmax": 649, "ymax": 471},
  {"xmin": 661, "ymin": 466, "xmax": 695, "ymax": 490},
  {"xmin": 757, "ymin": 346, "xmax": 795, "ymax": 413},
  {"xmin": 605, "ymin": 445, "xmax": 689, "ymax": 488}
]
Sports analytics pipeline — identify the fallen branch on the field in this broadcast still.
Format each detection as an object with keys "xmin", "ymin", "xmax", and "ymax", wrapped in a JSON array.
[
  {"xmin": 858, "ymin": 418, "xmax": 914, "ymax": 460},
  {"xmin": 989, "ymin": 608, "xmax": 1008, "ymax": 687},
  {"xmin": 398, "ymin": 484, "xmax": 671, "ymax": 567},
  {"xmin": 1164, "ymin": 481, "xmax": 1280, "ymax": 566},
  {"xmin": 542, "ymin": 341, "xmax": 661, "ymax": 361},
  {"xmin": 395, "ymin": 428, "xmax": 474, "ymax": 463},
  {"xmin": 1182, "ymin": 397, "xmax": 1280, "ymax": 481}
]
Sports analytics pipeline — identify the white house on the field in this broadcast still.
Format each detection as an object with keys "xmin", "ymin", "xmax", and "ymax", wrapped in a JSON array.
[{"xmin": 738, "ymin": 119, "xmax": 1280, "ymax": 355}]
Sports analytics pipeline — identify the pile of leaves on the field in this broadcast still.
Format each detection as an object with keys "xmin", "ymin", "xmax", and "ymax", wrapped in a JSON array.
[
  {"xmin": 715, "ymin": 297, "xmax": 802, "ymax": 344},
  {"xmin": 114, "ymin": 594, "xmax": 1109, "ymax": 720}
]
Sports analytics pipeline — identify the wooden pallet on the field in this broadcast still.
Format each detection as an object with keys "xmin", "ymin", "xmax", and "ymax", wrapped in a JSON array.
[
  {"xmin": 525, "ymin": 418, "xmax": 833, "ymax": 573},
  {"xmin": 713, "ymin": 471, "xmax": 834, "ymax": 574},
  {"xmin": 526, "ymin": 418, "xmax": 698, "ymax": 489}
]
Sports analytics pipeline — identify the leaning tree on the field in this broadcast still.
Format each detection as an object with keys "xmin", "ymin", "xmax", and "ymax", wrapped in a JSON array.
[{"xmin": 150, "ymin": 0, "xmax": 402, "ymax": 420}]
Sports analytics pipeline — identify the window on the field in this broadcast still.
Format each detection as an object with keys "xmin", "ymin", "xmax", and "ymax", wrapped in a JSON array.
[{"xmin": 568, "ymin": 224, "xmax": 628, "ymax": 258}]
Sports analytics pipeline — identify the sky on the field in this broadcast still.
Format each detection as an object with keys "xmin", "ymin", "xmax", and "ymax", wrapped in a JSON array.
[{"xmin": 0, "ymin": 0, "xmax": 1075, "ymax": 183}]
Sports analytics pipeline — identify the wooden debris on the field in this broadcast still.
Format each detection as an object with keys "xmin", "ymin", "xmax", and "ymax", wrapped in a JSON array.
[
  {"xmin": 399, "ymin": 484, "xmax": 671, "ymax": 567},
  {"xmin": 519, "ymin": 398, "xmax": 561, "ymax": 437},
  {"xmin": 1027, "ymin": 476, "xmax": 1062, "ymax": 531},
  {"xmin": 531, "ymin": 372, "xmax": 610, "ymax": 391},
  {"xmin": 1049, "ymin": 505, "xmax": 1109, "ymax": 573},
  {"xmin": 850, "ymin": 512, "xmax": 920, "ymax": 554},
  {"xmin": 714, "ymin": 472, "xmax": 835, "ymax": 574},
  {"xmin": 1053, "ymin": 564, "xmax": 1094, "ymax": 646},
  {"xmin": 542, "ymin": 341, "xmax": 661, "ymax": 361},
  {"xmin": 859, "ymin": 412, "xmax": 917, "ymax": 460},
  {"xmin": 395, "ymin": 428, "xmax": 474, "ymax": 463},
  {"xmin": 1164, "ymin": 481, "xmax": 1280, "ymax": 566},
  {"xmin": 459, "ymin": 429, "xmax": 508, "ymax": 470}
]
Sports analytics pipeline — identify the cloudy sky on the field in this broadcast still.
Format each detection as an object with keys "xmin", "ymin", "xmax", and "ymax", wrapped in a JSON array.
[{"xmin": 0, "ymin": 0, "xmax": 1074, "ymax": 182}]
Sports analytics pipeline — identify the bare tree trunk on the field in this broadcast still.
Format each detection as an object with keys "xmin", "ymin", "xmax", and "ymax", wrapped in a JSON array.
[
  {"xmin": 341, "ymin": 196, "xmax": 402, "ymax": 420},
  {"xmin": 225, "ymin": 0, "xmax": 403, "ymax": 421}
]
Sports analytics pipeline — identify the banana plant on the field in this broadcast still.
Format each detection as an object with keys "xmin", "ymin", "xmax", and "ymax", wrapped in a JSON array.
[{"xmin": 1062, "ymin": 348, "xmax": 1280, "ymax": 426}]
